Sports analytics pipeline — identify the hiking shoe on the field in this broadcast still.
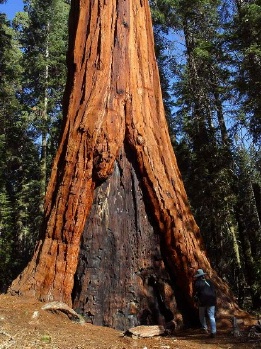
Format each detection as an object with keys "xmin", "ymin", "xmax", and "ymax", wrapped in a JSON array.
[{"xmin": 209, "ymin": 333, "xmax": 216, "ymax": 338}]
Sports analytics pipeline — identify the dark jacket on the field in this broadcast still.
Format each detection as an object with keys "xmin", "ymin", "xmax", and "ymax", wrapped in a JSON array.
[{"xmin": 193, "ymin": 277, "xmax": 216, "ymax": 307}]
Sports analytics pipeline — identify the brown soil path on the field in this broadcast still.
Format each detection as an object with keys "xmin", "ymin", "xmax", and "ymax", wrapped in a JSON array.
[{"xmin": 0, "ymin": 294, "xmax": 260, "ymax": 349}]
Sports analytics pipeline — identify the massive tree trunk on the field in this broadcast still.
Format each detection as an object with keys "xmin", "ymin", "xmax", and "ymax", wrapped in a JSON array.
[{"xmin": 10, "ymin": 0, "xmax": 242, "ymax": 330}]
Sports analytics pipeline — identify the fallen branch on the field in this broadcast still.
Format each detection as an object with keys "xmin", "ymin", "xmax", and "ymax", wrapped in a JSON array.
[{"xmin": 124, "ymin": 325, "xmax": 166, "ymax": 338}]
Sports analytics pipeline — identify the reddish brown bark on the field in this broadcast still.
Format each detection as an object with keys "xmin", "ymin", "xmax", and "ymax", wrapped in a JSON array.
[{"xmin": 10, "ymin": 0, "xmax": 243, "ymax": 329}]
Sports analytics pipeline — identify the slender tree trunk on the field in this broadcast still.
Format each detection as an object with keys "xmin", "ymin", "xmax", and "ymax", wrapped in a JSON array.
[
  {"xmin": 10, "ymin": 0, "xmax": 244, "ymax": 329},
  {"xmin": 237, "ymin": 178, "xmax": 261, "ymax": 308},
  {"xmin": 39, "ymin": 37, "xmax": 49, "ymax": 214}
]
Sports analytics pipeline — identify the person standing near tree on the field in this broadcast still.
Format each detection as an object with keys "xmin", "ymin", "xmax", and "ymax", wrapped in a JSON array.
[{"xmin": 193, "ymin": 269, "xmax": 217, "ymax": 338}]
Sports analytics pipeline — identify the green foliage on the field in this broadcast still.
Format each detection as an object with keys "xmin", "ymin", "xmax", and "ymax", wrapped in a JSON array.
[
  {"xmin": 229, "ymin": 1, "xmax": 261, "ymax": 143},
  {"xmin": 0, "ymin": 14, "xmax": 39, "ymax": 288},
  {"xmin": 0, "ymin": 0, "xmax": 69, "ymax": 290},
  {"xmin": 150, "ymin": 0, "xmax": 180, "ymax": 26}
]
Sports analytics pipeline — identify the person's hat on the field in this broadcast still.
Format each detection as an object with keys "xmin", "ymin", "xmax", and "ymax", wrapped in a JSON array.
[{"xmin": 194, "ymin": 269, "xmax": 207, "ymax": 278}]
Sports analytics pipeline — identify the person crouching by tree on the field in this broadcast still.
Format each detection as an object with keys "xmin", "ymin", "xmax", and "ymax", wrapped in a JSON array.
[{"xmin": 193, "ymin": 269, "xmax": 217, "ymax": 338}]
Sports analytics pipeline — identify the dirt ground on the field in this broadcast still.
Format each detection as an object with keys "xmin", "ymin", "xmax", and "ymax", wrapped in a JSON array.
[{"xmin": 0, "ymin": 294, "xmax": 260, "ymax": 349}]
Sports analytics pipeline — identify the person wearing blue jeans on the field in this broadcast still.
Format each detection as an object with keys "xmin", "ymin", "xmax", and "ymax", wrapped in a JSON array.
[{"xmin": 193, "ymin": 269, "xmax": 217, "ymax": 338}]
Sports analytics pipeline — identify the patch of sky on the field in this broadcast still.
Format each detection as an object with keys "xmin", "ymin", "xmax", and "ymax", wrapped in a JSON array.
[{"xmin": 0, "ymin": 0, "xmax": 24, "ymax": 20}]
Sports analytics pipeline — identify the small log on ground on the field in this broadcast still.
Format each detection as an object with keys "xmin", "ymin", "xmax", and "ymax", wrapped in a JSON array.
[
  {"xmin": 124, "ymin": 325, "xmax": 166, "ymax": 338},
  {"xmin": 41, "ymin": 301, "xmax": 84, "ymax": 323}
]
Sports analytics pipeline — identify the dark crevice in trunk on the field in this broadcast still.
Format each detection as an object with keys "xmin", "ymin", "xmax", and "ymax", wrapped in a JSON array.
[{"xmin": 72, "ymin": 144, "xmax": 180, "ymax": 330}]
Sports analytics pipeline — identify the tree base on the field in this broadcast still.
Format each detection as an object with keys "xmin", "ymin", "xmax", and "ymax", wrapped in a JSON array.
[{"xmin": 72, "ymin": 146, "xmax": 177, "ymax": 330}]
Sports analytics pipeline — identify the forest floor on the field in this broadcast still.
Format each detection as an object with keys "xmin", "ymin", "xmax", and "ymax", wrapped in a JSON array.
[{"xmin": 0, "ymin": 294, "xmax": 260, "ymax": 349}]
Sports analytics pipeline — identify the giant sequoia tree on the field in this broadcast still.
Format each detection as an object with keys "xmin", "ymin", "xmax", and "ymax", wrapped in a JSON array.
[{"xmin": 10, "ymin": 0, "xmax": 242, "ymax": 330}]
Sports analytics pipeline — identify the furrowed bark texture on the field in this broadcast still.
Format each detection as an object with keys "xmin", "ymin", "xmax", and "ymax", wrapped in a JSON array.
[
  {"xmin": 10, "ymin": 0, "xmax": 241, "ymax": 328},
  {"xmin": 73, "ymin": 145, "xmax": 179, "ymax": 329}
]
